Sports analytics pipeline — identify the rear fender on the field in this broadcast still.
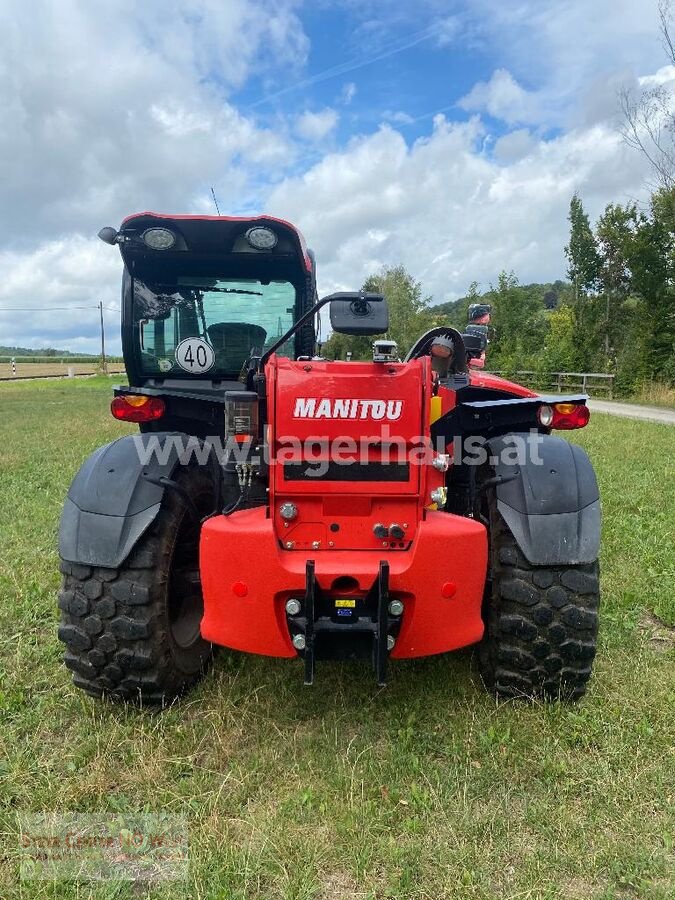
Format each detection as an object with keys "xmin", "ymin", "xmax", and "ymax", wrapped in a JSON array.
[
  {"xmin": 486, "ymin": 433, "xmax": 600, "ymax": 566},
  {"xmin": 59, "ymin": 432, "xmax": 192, "ymax": 568}
]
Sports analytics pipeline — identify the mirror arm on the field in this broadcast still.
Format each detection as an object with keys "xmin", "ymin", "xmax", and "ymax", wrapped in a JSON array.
[{"xmin": 259, "ymin": 295, "xmax": 334, "ymax": 370}]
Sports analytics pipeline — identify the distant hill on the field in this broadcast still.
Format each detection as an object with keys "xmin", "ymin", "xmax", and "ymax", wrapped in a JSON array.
[
  {"xmin": 432, "ymin": 280, "xmax": 570, "ymax": 328},
  {"xmin": 0, "ymin": 346, "xmax": 97, "ymax": 358}
]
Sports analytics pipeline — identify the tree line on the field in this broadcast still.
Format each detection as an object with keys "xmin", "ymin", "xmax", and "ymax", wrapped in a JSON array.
[{"xmin": 322, "ymin": 187, "xmax": 675, "ymax": 395}]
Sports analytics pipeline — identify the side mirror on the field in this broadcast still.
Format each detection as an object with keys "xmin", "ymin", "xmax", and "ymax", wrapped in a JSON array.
[
  {"xmin": 98, "ymin": 226, "xmax": 119, "ymax": 245},
  {"xmin": 328, "ymin": 292, "xmax": 388, "ymax": 335},
  {"xmin": 461, "ymin": 333, "xmax": 484, "ymax": 355},
  {"xmin": 461, "ymin": 333, "xmax": 485, "ymax": 369}
]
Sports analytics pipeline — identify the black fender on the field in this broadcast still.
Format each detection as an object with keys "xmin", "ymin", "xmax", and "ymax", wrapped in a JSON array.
[
  {"xmin": 486, "ymin": 433, "xmax": 600, "ymax": 566},
  {"xmin": 59, "ymin": 432, "xmax": 190, "ymax": 569}
]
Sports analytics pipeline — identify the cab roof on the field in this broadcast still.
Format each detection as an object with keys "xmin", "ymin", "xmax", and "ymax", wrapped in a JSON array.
[{"xmin": 119, "ymin": 212, "xmax": 312, "ymax": 273}]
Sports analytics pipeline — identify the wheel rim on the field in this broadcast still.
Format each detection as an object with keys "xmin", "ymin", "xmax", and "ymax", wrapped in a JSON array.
[
  {"xmin": 168, "ymin": 501, "xmax": 206, "ymax": 650},
  {"xmin": 169, "ymin": 567, "xmax": 203, "ymax": 648}
]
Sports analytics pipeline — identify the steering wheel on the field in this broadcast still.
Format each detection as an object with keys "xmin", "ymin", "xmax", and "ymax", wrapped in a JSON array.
[{"xmin": 404, "ymin": 327, "xmax": 469, "ymax": 373}]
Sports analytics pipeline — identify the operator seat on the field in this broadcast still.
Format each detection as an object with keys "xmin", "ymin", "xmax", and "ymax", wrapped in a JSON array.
[{"xmin": 207, "ymin": 323, "xmax": 267, "ymax": 373}]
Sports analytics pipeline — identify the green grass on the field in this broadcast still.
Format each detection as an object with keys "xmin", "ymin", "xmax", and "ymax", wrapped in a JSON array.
[{"xmin": 0, "ymin": 377, "xmax": 673, "ymax": 900}]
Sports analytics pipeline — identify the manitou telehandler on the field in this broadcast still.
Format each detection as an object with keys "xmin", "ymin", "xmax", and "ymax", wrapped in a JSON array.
[{"xmin": 58, "ymin": 213, "xmax": 600, "ymax": 705}]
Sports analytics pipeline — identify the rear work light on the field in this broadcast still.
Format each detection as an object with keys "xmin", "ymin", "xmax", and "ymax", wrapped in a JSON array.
[
  {"xmin": 142, "ymin": 227, "xmax": 176, "ymax": 250},
  {"xmin": 538, "ymin": 402, "xmax": 590, "ymax": 430},
  {"xmin": 245, "ymin": 226, "xmax": 277, "ymax": 250},
  {"xmin": 111, "ymin": 395, "xmax": 166, "ymax": 422}
]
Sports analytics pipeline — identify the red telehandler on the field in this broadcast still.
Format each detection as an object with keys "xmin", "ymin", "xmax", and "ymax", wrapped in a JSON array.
[{"xmin": 58, "ymin": 213, "xmax": 600, "ymax": 705}]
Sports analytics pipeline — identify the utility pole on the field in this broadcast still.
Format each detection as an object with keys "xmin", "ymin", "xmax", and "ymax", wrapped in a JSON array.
[{"xmin": 99, "ymin": 301, "xmax": 107, "ymax": 374}]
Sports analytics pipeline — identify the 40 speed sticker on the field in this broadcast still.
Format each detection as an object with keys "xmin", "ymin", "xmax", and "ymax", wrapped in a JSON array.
[{"xmin": 175, "ymin": 337, "xmax": 215, "ymax": 374}]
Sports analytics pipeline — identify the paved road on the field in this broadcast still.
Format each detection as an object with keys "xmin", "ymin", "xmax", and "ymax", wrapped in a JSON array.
[{"xmin": 587, "ymin": 399, "xmax": 675, "ymax": 425}]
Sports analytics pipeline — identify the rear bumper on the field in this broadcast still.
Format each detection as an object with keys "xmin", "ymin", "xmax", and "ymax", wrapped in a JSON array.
[{"xmin": 200, "ymin": 508, "xmax": 487, "ymax": 659}]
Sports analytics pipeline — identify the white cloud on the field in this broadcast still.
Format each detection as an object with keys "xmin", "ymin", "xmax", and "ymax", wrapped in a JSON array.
[
  {"xmin": 639, "ymin": 64, "xmax": 675, "ymax": 88},
  {"xmin": 382, "ymin": 110, "xmax": 415, "ymax": 125},
  {"xmin": 0, "ymin": 237, "xmax": 122, "ymax": 353},
  {"xmin": 0, "ymin": 0, "xmax": 306, "ymax": 247},
  {"xmin": 435, "ymin": 16, "xmax": 461, "ymax": 47},
  {"xmin": 459, "ymin": 69, "xmax": 540, "ymax": 126},
  {"xmin": 267, "ymin": 116, "xmax": 651, "ymax": 303},
  {"xmin": 493, "ymin": 129, "xmax": 535, "ymax": 163},
  {"xmin": 459, "ymin": 0, "xmax": 662, "ymax": 128},
  {"xmin": 1, "ymin": 108, "xmax": 656, "ymax": 353},
  {"xmin": 341, "ymin": 82, "xmax": 357, "ymax": 105},
  {"xmin": 0, "ymin": 0, "xmax": 309, "ymax": 352},
  {"xmin": 296, "ymin": 108, "xmax": 339, "ymax": 141}
]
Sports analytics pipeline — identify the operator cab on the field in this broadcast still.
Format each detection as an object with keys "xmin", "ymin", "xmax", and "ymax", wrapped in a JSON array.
[
  {"xmin": 133, "ymin": 275, "xmax": 292, "ymax": 379},
  {"xmin": 101, "ymin": 213, "xmax": 317, "ymax": 391}
]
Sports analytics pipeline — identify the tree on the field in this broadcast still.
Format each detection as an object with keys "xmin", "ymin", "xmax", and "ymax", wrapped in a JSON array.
[
  {"xmin": 363, "ymin": 265, "xmax": 435, "ymax": 355},
  {"xmin": 595, "ymin": 203, "xmax": 635, "ymax": 361},
  {"xmin": 543, "ymin": 289, "xmax": 558, "ymax": 310},
  {"xmin": 321, "ymin": 329, "xmax": 373, "ymax": 361},
  {"xmin": 487, "ymin": 271, "xmax": 547, "ymax": 372},
  {"xmin": 540, "ymin": 305, "xmax": 579, "ymax": 373},
  {"xmin": 429, "ymin": 281, "xmax": 486, "ymax": 332},
  {"xmin": 624, "ymin": 189, "xmax": 675, "ymax": 382},
  {"xmin": 565, "ymin": 193, "xmax": 601, "ymax": 298},
  {"xmin": 564, "ymin": 194, "xmax": 602, "ymax": 368},
  {"xmin": 321, "ymin": 265, "xmax": 434, "ymax": 360},
  {"xmin": 621, "ymin": 1, "xmax": 675, "ymax": 189}
]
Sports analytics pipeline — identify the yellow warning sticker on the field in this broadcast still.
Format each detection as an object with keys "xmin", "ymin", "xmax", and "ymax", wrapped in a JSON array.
[
  {"xmin": 334, "ymin": 598, "xmax": 356, "ymax": 608},
  {"xmin": 430, "ymin": 395, "xmax": 442, "ymax": 424}
]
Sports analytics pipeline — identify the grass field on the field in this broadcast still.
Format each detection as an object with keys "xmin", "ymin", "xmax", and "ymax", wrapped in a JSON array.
[{"xmin": 0, "ymin": 377, "xmax": 673, "ymax": 900}]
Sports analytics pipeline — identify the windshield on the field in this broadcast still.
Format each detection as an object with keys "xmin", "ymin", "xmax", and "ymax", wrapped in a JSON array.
[{"xmin": 133, "ymin": 276, "xmax": 297, "ymax": 377}]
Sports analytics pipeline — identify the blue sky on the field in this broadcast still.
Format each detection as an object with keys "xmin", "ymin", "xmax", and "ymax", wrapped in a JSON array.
[
  {"xmin": 233, "ymin": 0, "xmax": 657, "ymax": 148},
  {"xmin": 238, "ymin": 14, "xmax": 479, "ymax": 138},
  {"xmin": 0, "ymin": 0, "xmax": 669, "ymax": 353}
]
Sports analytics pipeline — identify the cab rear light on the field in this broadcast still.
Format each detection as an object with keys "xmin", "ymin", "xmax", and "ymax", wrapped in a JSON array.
[
  {"xmin": 538, "ymin": 402, "xmax": 590, "ymax": 430},
  {"xmin": 111, "ymin": 395, "xmax": 165, "ymax": 422}
]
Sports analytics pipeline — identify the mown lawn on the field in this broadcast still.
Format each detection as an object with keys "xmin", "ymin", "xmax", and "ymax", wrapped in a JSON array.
[{"xmin": 0, "ymin": 377, "xmax": 673, "ymax": 900}]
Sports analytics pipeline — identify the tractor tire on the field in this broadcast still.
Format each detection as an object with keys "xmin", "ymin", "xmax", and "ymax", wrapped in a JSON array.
[
  {"xmin": 58, "ymin": 467, "xmax": 214, "ymax": 706},
  {"xmin": 478, "ymin": 490, "xmax": 600, "ymax": 701}
]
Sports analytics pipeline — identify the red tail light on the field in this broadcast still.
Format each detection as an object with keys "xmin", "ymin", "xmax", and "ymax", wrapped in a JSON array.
[
  {"xmin": 538, "ymin": 402, "xmax": 590, "ymax": 430},
  {"xmin": 111, "ymin": 395, "xmax": 165, "ymax": 422}
]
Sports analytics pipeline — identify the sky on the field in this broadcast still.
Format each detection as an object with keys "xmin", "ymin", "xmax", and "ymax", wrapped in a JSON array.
[{"xmin": 0, "ymin": 0, "xmax": 671, "ymax": 355}]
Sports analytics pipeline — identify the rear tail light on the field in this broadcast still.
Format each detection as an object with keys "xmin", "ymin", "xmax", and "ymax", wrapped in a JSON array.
[
  {"xmin": 111, "ymin": 395, "xmax": 165, "ymax": 422},
  {"xmin": 538, "ymin": 402, "xmax": 590, "ymax": 430}
]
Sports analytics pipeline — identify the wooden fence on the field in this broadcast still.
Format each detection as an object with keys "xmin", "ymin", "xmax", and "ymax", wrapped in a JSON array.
[
  {"xmin": 0, "ymin": 359, "xmax": 126, "ymax": 380},
  {"xmin": 0, "ymin": 359, "xmax": 614, "ymax": 397},
  {"xmin": 487, "ymin": 371, "xmax": 615, "ymax": 398}
]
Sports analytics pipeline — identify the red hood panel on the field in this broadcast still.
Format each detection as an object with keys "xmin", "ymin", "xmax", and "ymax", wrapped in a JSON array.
[
  {"xmin": 271, "ymin": 357, "xmax": 427, "ymax": 444},
  {"xmin": 469, "ymin": 371, "xmax": 537, "ymax": 397}
]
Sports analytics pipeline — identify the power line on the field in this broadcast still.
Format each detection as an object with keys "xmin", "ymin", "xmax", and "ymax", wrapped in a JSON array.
[
  {"xmin": 0, "ymin": 300, "xmax": 116, "ymax": 371},
  {"xmin": 0, "ymin": 305, "xmax": 120, "ymax": 311}
]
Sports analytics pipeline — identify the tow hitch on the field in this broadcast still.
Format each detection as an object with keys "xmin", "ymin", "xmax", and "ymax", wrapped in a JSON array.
[{"xmin": 286, "ymin": 560, "xmax": 399, "ymax": 686}]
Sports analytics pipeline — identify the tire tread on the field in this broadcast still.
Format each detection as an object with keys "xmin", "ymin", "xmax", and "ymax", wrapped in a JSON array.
[
  {"xmin": 479, "ymin": 497, "xmax": 600, "ymax": 701},
  {"xmin": 58, "ymin": 468, "xmax": 213, "ymax": 706}
]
